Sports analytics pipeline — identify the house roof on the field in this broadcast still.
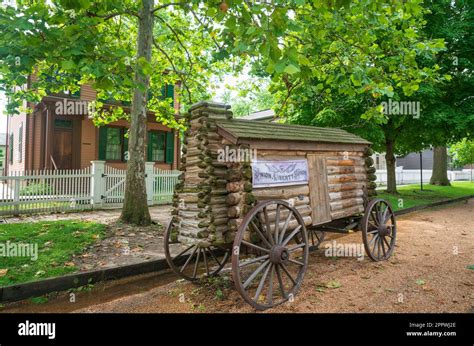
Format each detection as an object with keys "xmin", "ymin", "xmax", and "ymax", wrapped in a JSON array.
[
  {"xmin": 0, "ymin": 133, "xmax": 6, "ymax": 146},
  {"xmin": 215, "ymin": 119, "xmax": 371, "ymax": 145},
  {"xmin": 240, "ymin": 109, "xmax": 275, "ymax": 121}
]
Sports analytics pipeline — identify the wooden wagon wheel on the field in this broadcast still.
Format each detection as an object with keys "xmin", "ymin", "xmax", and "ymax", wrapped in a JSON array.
[
  {"xmin": 164, "ymin": 218, "xmax": 230, "ymax": 282},
  {"xmin": 361, "ymin": 199, "xmax": 397, "ymax": 261},
  {"xmin": 232, "ymin": 200, "xmax": 309, "ymax": 310},
  {"xmin": 307, "ymin": 228, "xmax": 326, "ymax": 250}
]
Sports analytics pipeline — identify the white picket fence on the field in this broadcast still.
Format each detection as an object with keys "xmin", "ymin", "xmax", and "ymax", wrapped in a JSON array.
[
  {"xmin": 375, "ymin": 168, "xmax": 473, "ymax": 186},
  {"xmin": 0, "ymin": 161, "xmax": 180, "ymax": 216}
]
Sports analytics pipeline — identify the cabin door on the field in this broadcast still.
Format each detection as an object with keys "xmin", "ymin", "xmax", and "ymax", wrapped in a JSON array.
[
  {"xmin": 307, "ymin": 154, "xmax": 331, "ymax": 225},
  {"xmin": 53, "ymin": 126, "xmax": 73, "ymax": 169}
]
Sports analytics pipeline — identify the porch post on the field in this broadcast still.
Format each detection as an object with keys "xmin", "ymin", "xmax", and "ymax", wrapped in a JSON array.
[
  {"xmin": 90, "ymin": 160, "xmax": 105, "ymax": 208},
  {"xmin": 145, "ymin": 162, "xmax": 154, "ymax": 206}
]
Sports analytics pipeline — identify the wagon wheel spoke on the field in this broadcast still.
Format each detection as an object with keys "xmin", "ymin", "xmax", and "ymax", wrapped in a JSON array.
[
  {"xmin": 380, "ymin": 236, "xmax": 387, "ymax": 258},
  {"xmin": 281, "ymin": 225, "xmax": 302, "ymax": 247},
  {"xmin": 383, "ymin": 236, "xmax": 391, "ymax": 249},
  {"xmin": 239, "ymin": 254, "xmax": 269, "ymax": 267},
  {"xmin": 242, "ymin": 240, "xmax": 270, "ymax": 253},
  {"xmin": 367, "ymin": 221, "xmax": 378, "ymax": 231},
  {"xmin": 180, "ymin": 246, "xmax": 198, "ymax": 273},
  {"xmin": 382, "ymin": 208, "xmax": 392, "ymax": 224},
  {"xmin": 254, "ymin": 262, "xmax": 272, "ymax": 301},
  {"xmin": 377, "ymin": 237, "xmax": 383, "ymax": 259},
  {"xmin": 369, "ymin": 234, "xmax": 379, "ymax": 247},
  {"xmin": 310, "ymin": 229, "xmax": 315, "ymax": 245},
  {"xmin": 287, "ymin": 243, "xmax": 305, "ymax": 252},
  {"xmin": 267, "ymin": 264, "xmax": 275, "ymax": 305},
  {"xmin": 288, "ymin": 258, "xmax": 305, "ymax": 266},
  {"xmin": 279, "ymin": 210, "xmax": 294, "ymax": 244},
  {"xmin": 371, "ymin": 236, "xmax": 379, "ymax": 257},
  {"xmin": 208, "ymin": 247, "xmax": 222, "ymax": 266},
  {"xmin": 280, "ymin": 263, "xmax": 297, "ymax": 285},
  {"xmin": 249, "ymin": 220, "xmax": 272, "ymax": 248},
  {"xmin": 192, "ymin": 248, "xmax": 201, "ymax": 279},
  {"xmin": 164, "ymin": 219, "xmax": 230, "ymax": 282},
  {"xmin": 260, "ymin": 209, "xmax": 274, "ymax": 246},
  {"xmin": 370, "ymin": 210, "xmax": 379, "ymax": 226},
  {"xmin": 274, "ymin": 204, "xmax": 281, "ymax": 244},
  {"xmin": 175, "ymin": 244, "xmax": 195, "ymax": 259},
  {"xmin": 275, "ymin": 265, "xmax": 287, "ymax": 299},
  {"xmin": 202, "ymin": 248, "xmax": 210, "ymax": 276},
  {"xmin": 243, "ymin": 260, "xmax": 270, "ymax": 289}
]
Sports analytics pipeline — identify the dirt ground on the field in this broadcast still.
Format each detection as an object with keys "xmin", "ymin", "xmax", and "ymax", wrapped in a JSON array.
[{"xmin": 3, "ymin": 199, "xmax": 473, "ymax": 313}]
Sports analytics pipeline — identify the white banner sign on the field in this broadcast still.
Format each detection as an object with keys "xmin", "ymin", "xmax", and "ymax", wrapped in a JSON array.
[{"xmin": 252, "ymin": 160, "xmax": 309, "ymax": 188}]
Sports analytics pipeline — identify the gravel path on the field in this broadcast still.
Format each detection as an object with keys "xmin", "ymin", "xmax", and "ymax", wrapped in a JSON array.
[{"xmin": 3, "ymin": 199, "xmax": 473, "ymax": 313}]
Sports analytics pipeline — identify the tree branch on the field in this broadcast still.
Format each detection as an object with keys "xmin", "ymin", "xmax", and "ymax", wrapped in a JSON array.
[
  {"xmin": 152, "ymin": 38, "xmax": 193, "ymax": 104},
  {"xmin": 154, "ymin": 15, "xmax": 193, "ymax": 69},
  {"xmin": 151, "ymin": 2, "xmax": 187, "ymax": 14}
]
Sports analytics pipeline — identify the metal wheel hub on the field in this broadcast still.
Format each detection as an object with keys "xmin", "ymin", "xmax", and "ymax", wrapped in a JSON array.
[
  {"xmin": 270, "ymin": 245, "xmax": 289, "ymax": 264},
  {"xmin": 378, "ymin": 225, "xmax": 389, "ymax": 236}
]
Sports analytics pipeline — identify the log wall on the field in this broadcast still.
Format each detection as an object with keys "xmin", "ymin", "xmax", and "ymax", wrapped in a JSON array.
[
  {"xmin": 171, "ymin": 102, "xmax": 233, "ymax": 246},
  {"xmin": 254, "ymin": 149, "xmax": 371, "ymax": 222}
]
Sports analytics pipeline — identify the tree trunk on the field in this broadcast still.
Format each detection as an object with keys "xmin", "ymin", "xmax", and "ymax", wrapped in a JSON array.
[
  {"xmin": 430, "ymin": 146, "xmax": 451, "ymax": 186},
  {"xmin": 120, "ymin": 0, "xmax": 154, "ymax": 225},
  {"xmin": 385, "ymin": 138, "xmax": 398, "ymax": 194}
]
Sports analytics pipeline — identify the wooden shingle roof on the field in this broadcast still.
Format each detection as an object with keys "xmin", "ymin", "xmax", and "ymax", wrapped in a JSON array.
[{"xmin": 216, "ymin": 119, "xmax": 371, "ymax": 145}]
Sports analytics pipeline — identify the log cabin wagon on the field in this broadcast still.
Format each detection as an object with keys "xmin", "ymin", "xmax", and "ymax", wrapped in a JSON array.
[{"xmin": 164, "ymin": 102, "xmax": 397, "ymax": 310}]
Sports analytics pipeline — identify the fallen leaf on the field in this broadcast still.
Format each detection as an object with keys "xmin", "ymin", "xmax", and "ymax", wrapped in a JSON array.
[
  {"xmin": 0, "ymin": 269, "xmax": 8, "ymax": 277},
  {"xmin": 325, "ymin": 280, "xmax": 342, "ymax": 289},
  {"xmin": 64, "ymin": 262, "xmax": 75, "ymax": 267},
  {"xmin": 416, "ymin": 279, "xmax": 425, "ymax": 286},
  {"xmin": 467, "ymin": 265, "xmax": 474, "ymax": 270},
  {"xmin": 35, "ymin": 270, "xmax": 45, "ymax": 277}
]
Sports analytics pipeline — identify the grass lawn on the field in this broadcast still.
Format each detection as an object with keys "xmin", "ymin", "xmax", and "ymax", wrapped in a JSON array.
[
  {"xmin": 0, "ymin": 220, "xmax": 105, "ymax": 287},
  {"xmin": 378, "ymin": 181, "xmax": 474, "ymax": 211}
]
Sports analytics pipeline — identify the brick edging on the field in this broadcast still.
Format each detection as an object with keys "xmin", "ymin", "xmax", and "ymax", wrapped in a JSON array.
[
  {"xmin": 394, "ymin": 195, "xmax": 473, "ymax": 216},
  {"xmin": 0, "ymin": 258, "xmax": 170, "ymax": 303}
]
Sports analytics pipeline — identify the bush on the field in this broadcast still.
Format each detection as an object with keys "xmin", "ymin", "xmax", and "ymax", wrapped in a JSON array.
[{"xmin": 20, "ymin": 182, "xmax": 53, "ymax": 196}]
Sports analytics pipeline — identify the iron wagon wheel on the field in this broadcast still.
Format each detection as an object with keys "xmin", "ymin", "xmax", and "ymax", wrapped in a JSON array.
[
  {"xmin": 361, "ymin": 199, "xmax": 397, "ymax": 261},
  {"xmin": 307, "ymin": 228, "xmax": 326, "ymax": 250},
  {"xmin": 232, "ymin": 200, "xmax": 309, "ymax": 310},
  {"xmin": 164, "ymin": 218, "xmax": 230, "ymax": 282}
]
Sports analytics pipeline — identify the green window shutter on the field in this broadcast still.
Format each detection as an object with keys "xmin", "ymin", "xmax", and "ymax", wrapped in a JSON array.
[
  {"xmin": 147, "ymin": 131, "xmax": 153, "ymax": 161},
  {"xmin": 98, "ymin": 127, "xmax": 107, "ymax": 160},
  {"xmin": 123, "ymin": 132, "xmax": 129, "ymax": 161},
  {"xmin": 166, "ymin": 131, "xmax": 174, "ymax": 164},
  {"xmin": 166, "ymin": 84, "xmax": 174, "ymax": 106},
  {"xmin": 160, "ymin": 85, "xmax": 166, "ymax": 100}
]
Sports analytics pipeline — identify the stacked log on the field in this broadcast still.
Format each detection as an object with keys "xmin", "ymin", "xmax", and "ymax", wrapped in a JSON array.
[
  {"xmin": 252, "ymin": 182, "xmax": 313, "ymax": 228},
  {"xmin": 363, "ymin": 147, "xmax": 377, "ymax": 197},
  {"xmin": 326, "ymin": 150, "xmax": 367, "ymax": 219},
  {"xmin": 223, "ymin": 151, "xmax": 255, "ymax": 243},
  {"xmin": 171, "ymin": 102, "xmax": 232, "ymax": 246}
]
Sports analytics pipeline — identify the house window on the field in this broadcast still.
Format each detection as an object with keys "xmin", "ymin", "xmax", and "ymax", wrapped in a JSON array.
[
  {"xmin": 18, "ymin": 123, "xmax": 23, "ymax": 163},
  {"xmin": 148, "ymin": 130, "xmax": 175, "ymax": 164},
  {"xmin": 9, "ymin": 134, "xmax": 13, "ymax": 164},
  {"xmin": 98, "ymin": 126, "xmax": 128, "ymax": 162},
  {"xmin": 0, "ymin": 148, "xmax": 4, "ymax": 169},
  {"xmin": 148, "ymin": 131, "xmax": 166, "ymax": 162}
]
